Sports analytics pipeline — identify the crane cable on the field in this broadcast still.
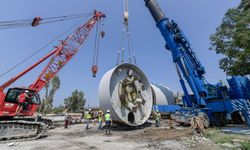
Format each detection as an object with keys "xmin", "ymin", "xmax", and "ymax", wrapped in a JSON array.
[
  {"xmin": 116, "ymin": 0, "xmax": 137, "ymax": 65},
  {"xmin": 116, "ymin": 28, "xmax": 126, "ymax": 65},
  {"xmin": 39, "ymin": 13, "xmax": 92, "ymax": 25},
  {"xmin": 0, "ymin": 18, "xmax": 86, "ymax": 79},
  {"xmin": 0, "ymin": 12, "xmax": 92, "ymax": 30},
  {"xmin": 92, "ymin": 18, "xmax": 105, "ymax": 77}
]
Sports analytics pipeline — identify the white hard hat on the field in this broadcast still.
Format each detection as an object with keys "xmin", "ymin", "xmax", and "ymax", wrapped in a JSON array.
[
  {"xmin": 88, "ymin": 109, "xmax": 91, "ymax": 111},
  {"xmin": 25, "ymin": 90, "xmax": 29, "ymax": 93},
  {"xmin": 107, "ymin": 109, "xmax": 110, "ymax": 113}
]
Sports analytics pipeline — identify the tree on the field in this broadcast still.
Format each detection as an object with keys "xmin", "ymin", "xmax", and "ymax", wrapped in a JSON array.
[
  {"xmin": 52, "ymin": 105, "xmax": 65, "ymax": 114},
  {"xmin": 210, "ymin": 1, "xmax": 250, "ymax": 76},
  {"xmin": 39, "ymin": 76, "xmax": 61, "ymax": 114},
  {"xmin": 64, "ymin": 90, "xmax": 86, "ymax": 113},
  {"xmin": 239, "ymin": 0, "xmax": 250, "ymax": 10}
]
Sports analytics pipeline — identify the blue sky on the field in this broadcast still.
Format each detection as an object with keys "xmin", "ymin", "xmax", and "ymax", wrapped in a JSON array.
[{"xmin": 0, "ymin": 0, "xmax": 240, "ymax": 107}]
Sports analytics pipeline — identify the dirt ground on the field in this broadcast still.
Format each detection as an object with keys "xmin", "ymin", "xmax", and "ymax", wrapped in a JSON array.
[{"xmin": 0, "ymin": 121, "xmax": 224, "ymax": 150}]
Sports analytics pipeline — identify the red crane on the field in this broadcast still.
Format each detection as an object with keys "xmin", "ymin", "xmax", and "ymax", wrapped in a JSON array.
[{"xmin": 0, "ymin": 10, "xmax": 105, "ymax": 141}]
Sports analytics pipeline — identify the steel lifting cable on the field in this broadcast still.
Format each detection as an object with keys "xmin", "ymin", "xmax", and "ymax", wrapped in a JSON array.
[
  {"xmin": 0, "ymin": 12, "xmax": 92, "ymax": 30},
  {"xmin": 125, "ymin": 0, "xmax": 137, "ymax": 65},
  {"xmin": 92, "ymin": 19, "xmax": 103, "ymax": 77},
  {"xmin": 125, "ymin": 26, "xmax": 132, "ymax": 63},
  {"xmin": 0, "ymin": 19, "xmax": 85, "ymax": 79},
  {"xmin": 127, "ymin": 27, "xmax": 137, "ymax": 65},
  {"xmin": 116, "ymin": 51, "xmax": 121, "ymax": 65},
  {"xmin": 96, "ymin": 21, "xmax": 102, "ymax": 66},
  {"xmin": 0, "ymin": 21, "xmax": 32, "ymax": 29},
  {"xmin": 93, "ymin": 21, "xmax": 99, "ymax": 66},
  {"xmin": 42, "ymin": 13, "xmax": 92, "ymax": 21},
  {"xmin": 116, "ymin": 0, "xmax": 137, "ymax": 65},
  {"xmin": 124, "ymin": 0, "xmax": 133, "ymax": 64},
  {"xmin": 40, "ymin": 13, "xmax": 93, "ymax": 25},
  {"xmin": 116, "ymin": 28, "xmax": 126, "ymax": 65},
  {"xmin": 116, "ymin": 0, "xmax": 127, "ymax": 65}
]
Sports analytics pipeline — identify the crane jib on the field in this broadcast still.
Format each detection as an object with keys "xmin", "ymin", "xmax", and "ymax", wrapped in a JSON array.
[{"xmin": 0, "ymin": 11, "xmax": 105, "ymax": 93}]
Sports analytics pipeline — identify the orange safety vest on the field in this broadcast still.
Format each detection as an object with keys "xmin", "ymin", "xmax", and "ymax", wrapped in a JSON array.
[{"xmin": 18, "ymin": 93, "xmax": 27, "ymax": 103}]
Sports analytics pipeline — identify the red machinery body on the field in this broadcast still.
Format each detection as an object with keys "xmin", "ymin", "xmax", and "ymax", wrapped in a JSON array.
[
  {"xmin": 0, "ymin": 10, "xmax": 105, "ymax": 119},
  {"xmin": 0, "ymin": 88, "xmax": 40, "ymax": 117}
]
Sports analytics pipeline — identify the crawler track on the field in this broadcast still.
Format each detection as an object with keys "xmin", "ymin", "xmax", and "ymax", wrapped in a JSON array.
[{"xmin": 0, "ymin": 119, "xmax": 47, "ymax": 143}]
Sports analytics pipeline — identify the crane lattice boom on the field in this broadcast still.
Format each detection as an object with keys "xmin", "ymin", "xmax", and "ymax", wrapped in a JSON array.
[{"xmin": 30, "ymin": 11, "xmax": 105, "ymax": 92}]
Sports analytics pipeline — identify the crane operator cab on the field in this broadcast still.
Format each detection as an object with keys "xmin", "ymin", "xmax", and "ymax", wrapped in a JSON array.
[{"xmin": 1, "ymin": 88, "xmax": 41, "ymax": 117}]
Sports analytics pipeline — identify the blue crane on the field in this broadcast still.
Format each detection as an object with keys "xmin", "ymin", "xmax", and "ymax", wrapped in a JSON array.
[{"xmin": 145, "ymin": 0, "xmax": 250, "ymax": 127}]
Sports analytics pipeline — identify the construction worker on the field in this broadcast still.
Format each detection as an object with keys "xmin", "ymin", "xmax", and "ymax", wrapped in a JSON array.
[
  {"xmin": 105, "ymin": 109, "xmax": 112, "ymax": 135},
  {"xmin": 64, "ymin": 115, "xmax": 70, "ymax": 129},
  {"xmin": 98, "ymin": 110, "xmax": 103, "ymax": 130},
  {"xmin": 63, "ymin": 107, "xmax": 69, "ymax": 129},
  {"xmin": 85, "ymin": 109, "xmax": 92, "ymax": 129},
  {"xmin": 155, "ymin": 110, "xmax": 161, "ymax": 127},
  {"xmin": 16, "ymin": 90, "xmax": 29, "ymax": 115}
]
